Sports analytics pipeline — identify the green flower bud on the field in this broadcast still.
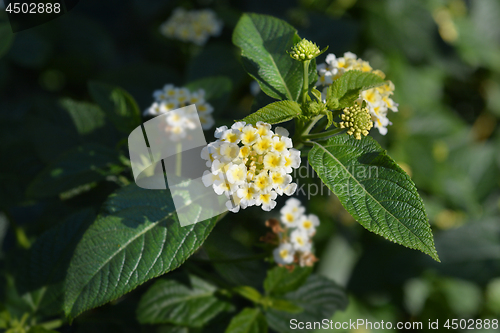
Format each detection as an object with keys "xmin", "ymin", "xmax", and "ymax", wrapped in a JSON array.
[
  {"xmin": 289, "ymin": 39, "xmax": 321, "ymax": 61},
  {"xmin": 339, "ymin": 104, "xmax": 373, "ymax": 140}
]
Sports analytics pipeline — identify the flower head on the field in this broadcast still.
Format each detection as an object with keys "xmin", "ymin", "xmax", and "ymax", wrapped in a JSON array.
[
  {"xmin": 143, "ymin": 84, "xmax": 215, "ymax": 140},
  {"xmin": 267, "ymin": 198, "xmax": 320, "ymax": 268},
  {"xmin": 159, "ymin": 8, "xmax": 223, "ymax": 45},
  {"xmin": 316, "ymin": 52, "xmax": 398, "ymax": 135},
  {"xmin": 339, "ymin": 103, "xmax": 374, "ymax": 140},
  {"xmin": 201, "ymin": 122, "xmax": 301, "ymax": 213},
  {"xmin": 289, "ymin": 38, "xmax": 322, "ymax": 61}
]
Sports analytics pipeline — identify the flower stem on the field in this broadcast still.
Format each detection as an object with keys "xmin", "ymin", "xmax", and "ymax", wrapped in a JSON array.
[
  {"xmin": 302, "ymin": 127, "xmax": 344, "ymax": 140},
  {"xmin": 301, "ymin": 60, "xmax": 310, "ymax": 106},
  {"xmin": 176, "ymin": 142, "xmax": 182, "ymax": 177}
]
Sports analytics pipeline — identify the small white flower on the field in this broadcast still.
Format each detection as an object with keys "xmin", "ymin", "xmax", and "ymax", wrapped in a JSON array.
[
  {"xmin": 221, "ymin": 128, "xmax": 241, "ymax": 144},
  {"xmin": 273, "ymin": 243, "xmax": 295, "ymax": 265},
  {"xmin": 255, "ymin": 121, "xmax": 272, "ymax": 137},
  {"xmin": 202, "ymin": 170, "xmax": 219, "ymax": 187},
  {"xmin": 240, "ymin": 125, "xmax": 259, "ymax": 146},
  {"xmin": 219, "ymin": 142, "xmax": 240, "ymax": 163},
  {"xmin": 290, "ymin": 229, "xmax": 311, "ymax": 252},
  {"xmin": 255, "ymin": 191, "xmax": 277, "ymax": 211},
  {"xmin": 298, "ymin": 214, "xmax": 320, "ymax": 236},
  {"xmin": 263, "ymin": 152, "xmax": 285, "ymax": 172},
  {"xmin": 231, "ymin": 121, "xmax": 246, "ymax": 131},
  {"xmin": 226, "ymin": 163, "xmax": 247, "ymax": 185}
]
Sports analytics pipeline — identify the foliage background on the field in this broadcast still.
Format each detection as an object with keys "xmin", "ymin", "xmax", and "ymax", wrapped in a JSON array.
[{"xmin": 1, "ymin": 0, "xmax": 500, "ymax": 332}]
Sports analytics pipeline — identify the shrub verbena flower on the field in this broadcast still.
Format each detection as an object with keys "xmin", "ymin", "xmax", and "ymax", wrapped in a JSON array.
[
  {"xmin": 339, "ymin": 103, "xmax": 374, "ymax": 140},
  {"xmin": 316, "ymin": 52, "xmax": 399, "ymax": 135},
  {"xmin": 264, "ymin": 198, "xmax": 320, "ymax": 268},
  {"xmin": 159, "ymin": 8, "xmax": 223, "ymax": 46},
  {"xmin": 143, "ymin": 84, "xmax": 215, "ymax": 140},
  {"xmin": 201, "ymin": 122, "xmax": 301, "ymax": 213}
]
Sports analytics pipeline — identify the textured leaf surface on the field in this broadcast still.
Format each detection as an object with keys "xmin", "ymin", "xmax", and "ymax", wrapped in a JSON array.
[
  {"xmin": 327, "ymin": 70, "xmax": 385, "ymax": 108},
  {"xmin": 204, "ymin": 227, "xmax": 266, "ymax": 289},
  {"xmin": 225, "ymin": 308, "xmax": 267, "ymax": 333},
  {"xmin": 27, "ymin": 143, "xmax": 122, "ymax": 198},
  {"xmin": 137, "ymin": 275, "xmax": 231, "ymax": 327},
  {"xmin": 20, "ymin": 210, "xmax": 95, "ymax": 316},
  {"xmin": 308, "ymin": 135, "xmax": 439, "ymax": 261},
  {"xmin": 88, "ymin": 81, "xmax": 141, "ymax": 133},
  {"xmin": 242, "ymin": 101, "xmax": 302, "ymax": 125},
  {"xmin": 265, "ymin": 275, "xmax": 348, "ymax": 333},
  {"xmin": 63, "ymin": 183, "xmax": 221, "ymax": 318},
  {"xmin": 264, "ymin": 266, "xmax": 312, "ymax": 296},
  {"xmin": 233, "ymin": 13, "xmax": 316, "ymax": 101}
]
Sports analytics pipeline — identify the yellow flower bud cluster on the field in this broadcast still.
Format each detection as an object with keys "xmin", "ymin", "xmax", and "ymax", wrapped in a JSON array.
[{"xmin": 339, "ymin": 104, "xmax": 374, "ymax": 140}]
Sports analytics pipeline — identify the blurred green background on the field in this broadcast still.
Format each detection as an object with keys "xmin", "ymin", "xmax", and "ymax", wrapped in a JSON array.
[{"xmin": 1, "ymin": 0, "xmax": 499, "ymax": 332}]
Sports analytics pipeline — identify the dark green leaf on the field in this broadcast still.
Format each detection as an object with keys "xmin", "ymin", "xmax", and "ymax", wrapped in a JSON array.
[
  {"xmin": 265, "ymin": 275, "xmax": 348, "ymax": 333},
  {"xmin": 60, "ymin": 98, "xmax": 106, "ymax": 135},
  {"xmin": 63, "ymin": 183, "xmax": 221, "ymax": 318},
  {"xmin": 267, "ymin": 299, "xmax": 302, "ymax": 313},
  {"xmin": 242, "ymin": 101, "xmax": 302, "ymax": 125},
  {"xmin": 225, "ymin": 308, "xmax": 267, "ymax": 333},
  {"xmin": 137, "ymin": 275, "xmax": 231, "ymax": 327},
  {"xmin": 204, "ymin": 228, "xmax": 266, "ymax": 289},
  {"xmin": 233, "ymin": 13, "xmax": 316, "ymax": 101},
  {"xmin": 327, "ymin": 70, "xmax": 385, "ymax": 109},
  {"xmin": 233, "ymin": 286, "xmax": 263, "ymax": 303},
  {"xmin": 308, "ymin": 135, "xmax": 439, "ymax": 261},
  {"xmin": 19, "ymin": 210, "xmax": 95, "ymax": 316},
  {"xmin": 88, "ymin": 81, "xmax": 141, "ymax": 133},
  {"xmin": 264, "ymin": 266, "xmax": 312, "ymax": 296},
  {"xmin": 27, "ymin": 143, "xmax": 123, "ymax": 198},
  {"xmin": 185, "ymin": 76, "xmax": 232, "ymax": 102},
  {"xmin": 185, "ymin": 76, "xmax": 233, "ymax": 114},
  {"xmin": 0, "ymin": 21, "xmax": 14, "ymax": 59}
]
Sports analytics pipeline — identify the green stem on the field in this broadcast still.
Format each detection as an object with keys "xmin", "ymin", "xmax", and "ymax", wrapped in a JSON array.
[
  {"xmin": 302, "ymin": 115, "xmax": 323, "ymax": 135},
  {"xmin": 301, "ymin": 60, "xmax": 310, "ymax": 106},
  {"xmin": 176, "ymin": 142, "xmax": 182, "ymax": 177},
  {"xmin": 302, "ymin": 127, "xmax": 344, "ymax": 140}
]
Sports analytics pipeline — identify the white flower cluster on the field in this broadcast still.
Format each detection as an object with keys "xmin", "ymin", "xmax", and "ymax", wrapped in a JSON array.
[
  {"xmin": 159, "ymin": 8, "xmax": 223, "ymax": 46},
  {"xmin": 273, "ymin": 198, "xmax": 320, "ymax": 267},
  {"xmin": 143, "ymin": 84, "xmax": 215, "ymax": 139},
  {"xmin": 316, "ymin": 52, "xmax": 399, "ymax": 135},
  {"xmin": 201, "ymin": 122, "xmax": 301, "ymax": 213}
]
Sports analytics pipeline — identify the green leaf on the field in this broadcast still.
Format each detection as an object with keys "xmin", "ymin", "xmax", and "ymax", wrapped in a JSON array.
[
  {"xmin": 88, "ymin": 81, "xmax": 141, "ymax": 133},
  {"xmin": 308, "ymin": 135, "xmax": 439, "ymax": 261},
  {"xmin": 265, "ymin": 275, "xmax": 348, "ymax": 333},
  {"xmin": 19, "ymin": 210, "xmax": 95, "ymax": 316},
  {"xmin": 233, "ymin": 13, "xmax": 316, "ymax": 101},
  {"xmin": 0, "ymin": 21, "xmax": 14, "ymax": 59},
  {"xmin": 327, "ymin": 70, "xmax": 385, "ymax": 109},
  {"xmin": 204, "ymin": 227, "xmax": 266, "ymax": 289},
  {"xmin": 225, "ymin": 308, "xmax": 267, "ymax": 333},
  {"xmin": 63, "ymin": 183, "xmax": 221, "ymax": 318},
  {"xmin": 60, "ymin": 98, "xmax": 106, "ymax": 135},
  {"xmin": 264, "ymin": 266, "xmax": 312, "ymax": 296},
  {"xmin": 27, "ymin": 143, "xmax": 123, "ymax": 198},
  {"xmin": 185, "ymin": 76, "xmax": 233, "ymax": 114},
  {"xmin": 233, "ymin": 286, "xmax": 263, "ymax": 303},
  {"xmin": 136, "ymin": 275, "xmax": 232, "ymax": 327},
  {"xmin": 185, "ymin": 76, "xmax": 232, "ymax": 102},
  {"xmin": 242, "ymin": 101, "xmax": 302, "ymax": 125},
  {"xmin": 267, "ymin": 299, "xmax": 302, "ymax": 313},
  {"xmin": 28, "ymin": 326, "xmax": 60, "ymax": 333}
]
